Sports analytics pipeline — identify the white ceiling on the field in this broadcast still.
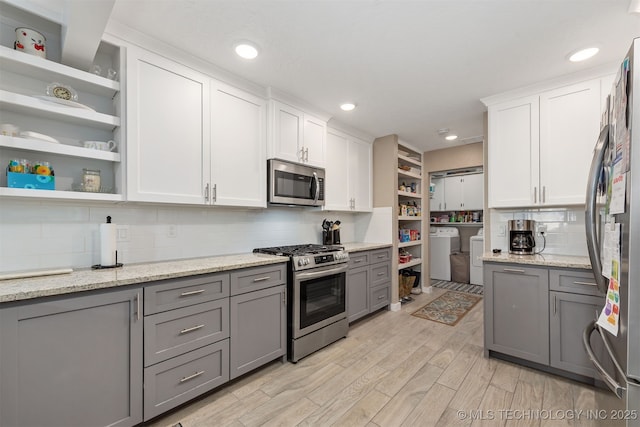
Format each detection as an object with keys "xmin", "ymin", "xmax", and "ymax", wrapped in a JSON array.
[{"xmin": 108, "ymin": 0, "xmax": 640, "ymax": 152}]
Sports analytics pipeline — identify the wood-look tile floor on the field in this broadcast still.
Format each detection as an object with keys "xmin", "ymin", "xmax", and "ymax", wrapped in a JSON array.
[{"xmin": 148, "ymin": 288, "xmax": 619, "ymax": 427}]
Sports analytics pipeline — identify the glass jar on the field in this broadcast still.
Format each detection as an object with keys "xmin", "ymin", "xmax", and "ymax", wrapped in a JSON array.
[{"xmin": 82, "ymin": 169, "xmax": 101, "ymax": 192}]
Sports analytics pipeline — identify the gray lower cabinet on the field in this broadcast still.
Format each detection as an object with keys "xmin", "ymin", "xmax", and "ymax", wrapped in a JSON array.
[
  {"xmin": 347, "ymin": 247, "xmax": 392, "ymax": 323},
  {"xmin": 0, "ymin": 287, "xmax": 143, "ymax": 427},
  {"xmin": 230, "ymin": 284, "xmax": 286, "ymax": 379},
  {"xmin": 484, "ymin": 263, "xmax": 550, "ymax": 365},
  {"xmin": 550, "ymin": 291, "xmax": 608, "ymax": 377},
  {"xmin": 143, "ymin": 273, "xmax": 231, "ymax": 421}
]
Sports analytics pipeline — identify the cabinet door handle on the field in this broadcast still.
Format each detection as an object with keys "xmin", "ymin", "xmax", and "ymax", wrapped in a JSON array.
[
  {"xmin": 180, "ymin": 324, "xmax": 205, "ymax": 334},
  {"xmin": 180, "ymin": 289, "xmax": 205, "ymax": 297},
  {"xmin": 503, "ymin": 268, "xmax": 525, "ymax": 273},
  {"xmin": 573, "ymin": 281, "xmax": 598, "ymax": 287},
  {"xmin": 134, "ymin": 292, "xmax": 140, "ymax": 321},
  {"xmin": 205, "ymin": 183, "xmax": 210, "ymax": 202},
  {"xmin": 298, "ymin": 147, "xmax": 304, "ymax": 161},
  {"xmin": 180, "ymin": 371, "xmax": 205, "ymax": 383},
  {"xmin": 553, "ymin": 294, "xmax": 557, "ymax": 315},
  {"xmin": 212, "ymin": 184, "xmax": 217, "ymax": 202},
  {"xmin": 534, "ymin": 187, "xmax": 538, "ymax": 204},
  {"xmin": 305, "ymin": 147, "xmax": 309, "ymax": 162},
  {"xmin": 253, "ymin": 276, "xmax": 271, "ymax": 282}
]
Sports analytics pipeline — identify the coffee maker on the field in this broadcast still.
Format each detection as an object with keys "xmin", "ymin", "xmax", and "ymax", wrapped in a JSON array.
[{"xmin": 508, "ymin": 219, "xmax": 536, "ymax": 254}]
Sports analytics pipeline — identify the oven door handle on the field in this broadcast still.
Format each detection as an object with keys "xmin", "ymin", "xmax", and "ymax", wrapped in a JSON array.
[{"xmin": 296, "ymin": 263, "xmax": 348, "ymax": 280}]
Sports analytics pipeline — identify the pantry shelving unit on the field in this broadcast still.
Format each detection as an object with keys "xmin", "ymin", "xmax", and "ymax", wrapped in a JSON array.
[
  {"xmin": 0, "ymin": 4, "xmax": 124, "ymax": 202},
  {"xmin": 373, "ymin": 134, "xmax": 424, "ymax": 308}
]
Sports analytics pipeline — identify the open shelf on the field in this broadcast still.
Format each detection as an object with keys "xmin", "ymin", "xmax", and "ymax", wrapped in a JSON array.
[
  {"xmin": 398, "ymin": 258, "xmax": 422, "ymax": 270},
  {"xmin": 0, "ymin": 187, "xmax": 123, "ymax": 201},
  {"xmin": 398, "ymin": 215, "xmax": 422, "ymax": 221},
  {"xmin": 398, "ymin": 240, "xmax": 422, "ymax": 248},
  {"xmin": 398, "ymin": 190, "xmax": 421, "ymax": 199},
  {"xmin": 398, "ymin": 169, "xmax": 422, "ymax": 180},
  {"xmin": 0, "ymin": 136, "xmax": 121, "ymax": 162}
]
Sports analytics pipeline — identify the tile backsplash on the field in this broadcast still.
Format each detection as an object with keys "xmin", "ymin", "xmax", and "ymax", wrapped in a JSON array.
[
  {"xmin": 0, "ymin": 200, "xmax": 390, "ymax": 273},
  {"xmin": 489, "ymin": 207, "xmax": 588, "ymax": 256}
]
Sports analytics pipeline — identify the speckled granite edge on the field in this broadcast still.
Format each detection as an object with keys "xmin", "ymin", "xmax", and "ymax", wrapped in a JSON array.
[
  {"xmin": 481, "ymin": 253, "xmax": 592, "ymax": 270},
  {"xmin": 0, "ymin": 253, "xmax": 288, "ymax": 303},
  {"xmin": 341, "ymin": 242, "xmax": 393, "ymax": 252}
]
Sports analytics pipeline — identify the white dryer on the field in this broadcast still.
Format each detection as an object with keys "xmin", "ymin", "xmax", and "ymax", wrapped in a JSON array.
[
  {"xmin": 429, "ymin": 227, "xmax": 460, "ymax": 281},
  {"xmin": 470, "ymin": 228, "xmax": 484, "ymax": 286}
]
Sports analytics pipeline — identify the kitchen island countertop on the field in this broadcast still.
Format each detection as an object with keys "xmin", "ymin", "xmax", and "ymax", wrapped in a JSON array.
[
  {"xmin": 0, "ymin": 253, "xmax": 288, "ymax": 303},
  {"xmin": 482, "ymin": 252, "xmax": 591, "ymax": 270}
]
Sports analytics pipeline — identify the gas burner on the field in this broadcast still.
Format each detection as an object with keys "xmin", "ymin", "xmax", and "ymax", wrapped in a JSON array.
[{"xmin": 253, "ymin": 244, "xmax": 344, "ymax": 257}]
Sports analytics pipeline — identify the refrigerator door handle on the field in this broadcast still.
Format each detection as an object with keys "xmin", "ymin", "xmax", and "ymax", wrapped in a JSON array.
[
  {"xmin": 583, "ymin": 320, "xmax": 626, "ymax": 399},
  {"xmin": 585, "ymin": 125, "xmax": 610, "ymax": 294}
]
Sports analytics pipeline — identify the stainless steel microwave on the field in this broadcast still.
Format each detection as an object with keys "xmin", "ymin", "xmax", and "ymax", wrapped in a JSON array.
[{"xmin": 268, "ymin": 159, "xmax": 325, "ymax": 207}]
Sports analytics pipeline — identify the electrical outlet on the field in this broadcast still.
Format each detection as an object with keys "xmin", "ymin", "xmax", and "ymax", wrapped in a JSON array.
[
  {"xmin": 537, "ymin": 223, "xmax": 547, "ymax": 236},
  {"xmin": 116, "ymin": 226, "xmax": 130, "ymax": 242},
  {"xmin": 167, "ymin": 224, "xmax": 178, "ymax": 238}
]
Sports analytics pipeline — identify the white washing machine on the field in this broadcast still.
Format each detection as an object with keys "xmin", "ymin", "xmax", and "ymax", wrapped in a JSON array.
[
  {"xmin": 429, "ymin": 227, "xmax": 460, "ymax": 281},
  {"xmin": 470, "ymin": 228, "xmax": 484, "ymax": 286}
]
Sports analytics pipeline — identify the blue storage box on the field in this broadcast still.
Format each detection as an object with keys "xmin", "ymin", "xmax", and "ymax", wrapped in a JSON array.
[{"xmin": 7, "ymin": 172, "xmax": 55, "ymax": 190}]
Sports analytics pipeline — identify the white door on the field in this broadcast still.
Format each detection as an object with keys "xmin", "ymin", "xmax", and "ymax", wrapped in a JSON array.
[
  {"xmin": 303, "ymin": 114, "xmax": 326, "ymax": 167},
  {"xmin": 349, "ymin": 137, "xmax": 372, "ymax": 212},
  {"xmin": 271, "ymin": 101, "xmax": 303, "ymax": 163},
  {"xmin": 462, "ymin": 173, "xmax": 484, "ymax": 210},
  {"xmin": 126, "ymin": 47, "xmax": 208, "ymax": 204},
  {"xmin": 487, "ymin": 95, "xmax": 540, "ymax": 208},
  {"xmin": 444, "ymin": 176, "xmax": 464, "ymax": 210},
  {"xmin": 430, "ymin": 177, "xmax": 445, "ymax": 211},
  {"xmin": 324, "ymin": 130, "xmax": 350, "ymax": 210},
  {"xmin": 210, "ymin": 81, "xmax": 267, "ymax": 207},
  {"xmin": 539, "ymin": 80, "xmax": 600, "ymax": 205}
]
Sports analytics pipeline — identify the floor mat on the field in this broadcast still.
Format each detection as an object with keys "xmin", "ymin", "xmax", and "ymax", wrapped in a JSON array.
[
  {"xmin": 431, "ymin": 279, "xmax": 483, "ymax": 295},
  {"xmin": 411, "ymin": 291, "xmax": 482, "ymax": 326}
]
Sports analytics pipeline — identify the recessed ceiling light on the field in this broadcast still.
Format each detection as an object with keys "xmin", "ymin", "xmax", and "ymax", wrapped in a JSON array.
[
  {"xmin": 235, "ymin": 42, "xmax": 259, "ymax": 59},
  {"xmin": 445, "ymin": 134, "xmax": 458, "ymax": 141},
  {"xmin": 340, "ymin": 103, "xmax": 356, "ymax": 111},
  {"xmin": 568, "ymin": 47, "xmax": 599, "ymax": 62}
]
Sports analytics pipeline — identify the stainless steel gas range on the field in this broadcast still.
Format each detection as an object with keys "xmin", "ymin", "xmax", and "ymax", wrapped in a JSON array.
[{"xmin": 253, "ymin": 244, "xmax": 349, "ymax": 362}]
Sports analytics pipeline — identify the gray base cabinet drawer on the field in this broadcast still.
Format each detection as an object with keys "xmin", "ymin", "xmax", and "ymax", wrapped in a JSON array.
[
  {"xmin": 348, "ymin": 252, "xmax": 369, "ymax": 268},
  {"xmin": 230, "ymin": 264, "xmax": 286, "ymax": 295},
  {"xmin": 143, "ymin": 340, "xmax": 229, "ymax": 421},
  {"xmin": 145, "ymin": 273, "xmax": 230, "ymax": 315},
  {"xmin": 370, "ymin": 262, "xmax": 391, "ymax": 288},
  {"xmin": 144, "ymin": 299, "xmax": 230, "ymax": 366},
  {"xmin": 230, "ymin": 285, "xmax": 286, "ymax": 379},
  {"xmin": 370, "ymin": 284, "xmax": 390, "ymax": 312},
  {"xmin": 370, "ymin": 248, "xmax": 391, "ymax": 264},
  {"xmin": 549, "ymin": 269, "xmax": 600, "ymax": 296}
]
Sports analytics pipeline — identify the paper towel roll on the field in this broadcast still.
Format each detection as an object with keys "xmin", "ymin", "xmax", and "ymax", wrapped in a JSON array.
[{"xmin": 100, "ymin": 217, "xmax": 117, "ymax": 266}]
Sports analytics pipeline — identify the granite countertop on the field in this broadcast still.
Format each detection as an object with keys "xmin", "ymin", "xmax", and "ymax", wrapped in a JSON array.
[
  {"xmin": 482, "ymin": 252, "xmax": 592, "ymax": 270},
  {"xmin": 341, "ymin": 242, "xmax": 393, "ymax": 252},
  {"xmin": 0, "ymin": 253, "xmax": 288, "ymax": 303}
]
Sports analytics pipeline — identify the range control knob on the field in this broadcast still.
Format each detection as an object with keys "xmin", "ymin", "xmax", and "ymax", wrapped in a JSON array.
[{"xmin": 297, "ymin": 259, "xmax": 304, "ymax": 266}]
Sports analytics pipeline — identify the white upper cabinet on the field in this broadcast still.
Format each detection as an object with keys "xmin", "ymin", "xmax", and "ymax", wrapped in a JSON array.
[
  {"xmin": 210, "ymin": 81, "xmax": 267, "ymax": 208},
  {"xmin": 324, "ymin": 128, "xmax": 372, "ymax": 212},
  {"xmin": 126, "ymin": 47, "xmax": 209, "ymax": 204},
  {"xmin": 462, "ymin": 173, "xmax": 484, "ymax": 211},
  {"xmin": 538, "ymin": 80, "xmax": 600, "ymax": 205},
  {"xmin": 127, "ymin": 47, "xmax": 267, "ymax": 207},
  {"xmin": 443, "ymin": 176, "xmax": 464, "ymax": 210},
  {"xmin": 487, "ymin": 77, "xmax": 604, "ymax": 208},
  {"xmin": 269, "ymin": 100, "xmax": 326, "ymax": 167},
  {"xmin": 432, "ymin": 173, "xmax": 484, "ymax": 211}
]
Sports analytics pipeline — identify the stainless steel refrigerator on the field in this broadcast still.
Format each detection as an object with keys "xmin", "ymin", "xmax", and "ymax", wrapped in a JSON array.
[{"xmin": 584, "ymin": 38, "xmax": 640, "ymax": 427}]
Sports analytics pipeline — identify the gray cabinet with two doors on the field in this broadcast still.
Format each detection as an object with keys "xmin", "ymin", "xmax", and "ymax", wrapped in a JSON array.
[
  {"xmin": 347, "ymin": 247, "xmax": 392, "ymax": 323},
  {"xmin": 484, "ymin": 262, "xmax": 610, "ymax": 380},
  {"xmin": 0, "ymin": 261, "xmax": 287, "ymax": 427}
]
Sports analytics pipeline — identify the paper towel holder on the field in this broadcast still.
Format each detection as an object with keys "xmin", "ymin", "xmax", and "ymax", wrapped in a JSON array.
[{"xmin": 92, "ymin": 215, "xmax": 124, "ymax": 269}]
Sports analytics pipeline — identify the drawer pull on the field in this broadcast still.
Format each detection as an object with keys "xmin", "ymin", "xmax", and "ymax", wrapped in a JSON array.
[
  {"xmin": 253, "ymin": 276, "xmax": 271, "ymax": 282},
  {"xmin": 503, "ymin": 268, "xmax": 525, "ymax": 273},
  {"xmin": 377, "ymin": 255, "xmax": 386, "ymax": 259},
  {"xmin": 377, "ymin": 272, "xmax": 385, "ymax": 276},
  {"xmin": 180, "ymin": 324, "xmax": 205, "ymax": 334},
  {"xmin": 378, "ymin": 295, "xmax": 385, "ymax": 300},
  {"xmin": 180, "ymin": 370, "xmax": 205, "ymax": 383},
  {"xmin": 354, "ymin": 259, "xmax": 363, "ymax": 263},
  {"xmin": 573, "ymin": 281, "xmax": 598, "ymax": 287},
  {"xmin": 180, "ymin": 289, "xmax": 205, "ymax": 297}
]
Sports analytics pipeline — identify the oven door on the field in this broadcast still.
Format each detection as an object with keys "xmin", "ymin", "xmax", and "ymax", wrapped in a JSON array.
[{"xmin": 292, "ymin": 263, "xmax": 347, "ymax": 339}]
